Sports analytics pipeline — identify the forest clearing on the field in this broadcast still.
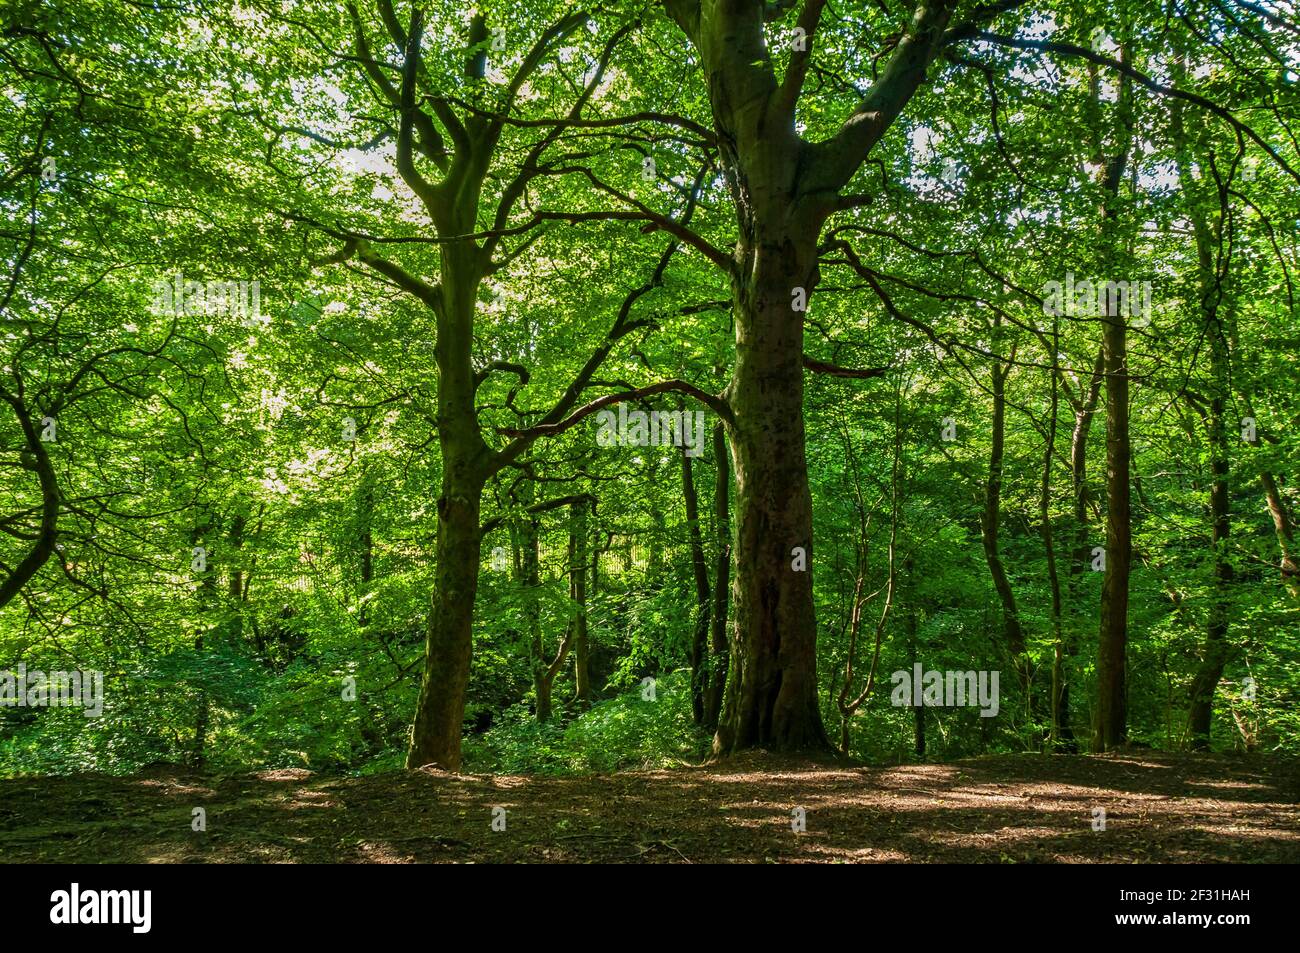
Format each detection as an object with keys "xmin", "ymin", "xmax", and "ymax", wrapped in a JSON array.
[{"xmin": 3, "ymin": 751, "xmax": 1297, "ymax": 864}]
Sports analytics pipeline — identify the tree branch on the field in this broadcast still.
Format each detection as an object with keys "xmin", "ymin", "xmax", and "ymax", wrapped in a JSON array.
[
  {"xmin": 803, "ymin": 355, "xmax": 889, "ymax": 378},
  {"xmin": 498, "ymin": 379, "xmax": 732, "ymax": 440},
  {"xmin": 969, "ymin": 31, "xmax": 1300, "ymax": 184},
  {"xmin": 808, "ymin": 0, "xmax": 958, "ymax": 195}
]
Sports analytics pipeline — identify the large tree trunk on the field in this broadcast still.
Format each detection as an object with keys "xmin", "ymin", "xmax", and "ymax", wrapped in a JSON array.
[
  {"xmin": 662, "ymin": 0, "xmax": 834, "ymax": 759},
  {"xmin": 664, "ymin": 0, "xmax": 954, "ymax": 756},
  {"xmin": 714, "ymin": 226, "xmax": 828, "ymax": 755},
  {"xmin": 407, "ymin": 462, "xmax": 484, "ymax": 766},
  {"xmin": 367, "ymin": 7, "xmax": 599, "ymax": 769},
  {"xmin": 406, "ymin": 239, "xmax": 489, "ymax": 769}
]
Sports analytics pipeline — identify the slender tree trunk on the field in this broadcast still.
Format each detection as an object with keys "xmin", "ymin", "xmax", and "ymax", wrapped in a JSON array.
[
  {"xmin": 835, "ymin": 394, "xmax": 902, "ymax": 755},
  {"xmin": 571, "ymin": 497, "xmax": 591, "ymax": 708},
  {"xmin": 1186, "ymin": 385, "xmax": 1232, "ymax": 748},
  {"xmin": 191, "ymin": 517, "xmax": 219, "ymax": 769},
  {"xmin": 523, "ymin": 494, "xmax": 590, "ymax": 722},
  {"xmin": 1094, "ymin": 294, "xmax": 1132, "ymax": 752},
  {"xmin": 357, "ymin": 469, "xmax": 374, "ymax": 627},
  {"xmin": 704, "ymin": 422, "xmax": 730, "ymax": 730},
  {"xmin": 1180, "ymin": 150, "xmax": 1234, "ymax": 749},
  {"xmin": 683, "ymin": 447, "xmax": 712, "ymax": 724},
  {"xmin": 906, "ymin": 557, "xmax": 924, "ymax": 758},
  {"xmin": 1041, "ymin": 341, "xmax": 1067, "ymax": 749},
  {"xmin": 522, "ymin": 491, "xmax": 548, "ymax": 722},
  {"xmin": 1171, "ymin": 86, "xmax": 1235, "ymax": 749},
  {"xmin": 980, "ymin": 356, "xmax": 1031, "ymax": 713},
  {"xmin": 192, "ymin": 677, "xmax": 209, "ymax": 770},
  {"xmin": 1060, "ymin": 348, "xmax": 1103, "ymax": 752},
  {"xmin": 1261, "ymin": 472, "xmax": 1300, "ymax": 598},
  {"xmin": 1090, "ymin": 46, "xmax": 1134, "ymax": 753}
]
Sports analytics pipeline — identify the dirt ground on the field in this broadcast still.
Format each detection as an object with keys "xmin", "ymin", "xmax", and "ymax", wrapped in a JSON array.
[{"xmin": 1, "ymin": 751, "xmax": 1296, "ymax": 863}]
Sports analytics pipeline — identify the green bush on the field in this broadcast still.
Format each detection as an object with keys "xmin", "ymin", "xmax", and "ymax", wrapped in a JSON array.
[{"xmin": 463, "ymin": 670, "xmax": 710, "ymax": 774}]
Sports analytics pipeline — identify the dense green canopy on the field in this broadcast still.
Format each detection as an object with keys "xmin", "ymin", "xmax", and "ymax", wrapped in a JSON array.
[{"xmin": 1, "ymin": 0, "xmax": 1296, "ymax": 776}]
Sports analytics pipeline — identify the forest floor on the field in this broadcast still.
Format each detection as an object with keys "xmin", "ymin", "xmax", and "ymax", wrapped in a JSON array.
[{"xmin": 1, "ymin": 751, "xmax": 1296, "ymax": 863}]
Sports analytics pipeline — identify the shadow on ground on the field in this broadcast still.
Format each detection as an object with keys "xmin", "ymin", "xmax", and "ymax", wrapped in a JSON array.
[{"xmin": 1, "ymin": 751, "xmax": 1296, "ymax": 863}]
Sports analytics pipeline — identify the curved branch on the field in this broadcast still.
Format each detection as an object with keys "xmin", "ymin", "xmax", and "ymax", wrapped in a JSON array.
[
  {"xmin": 803, "ymin": 355, "xmax": 888, "ymax": 379},
  {"xmin": 498, "ymin": 380, "xmax": 732, "ymax": 440},
  {"xmin": 0, "ymin": 389, "xmax": 59, "ymax": 609}
]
